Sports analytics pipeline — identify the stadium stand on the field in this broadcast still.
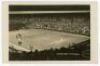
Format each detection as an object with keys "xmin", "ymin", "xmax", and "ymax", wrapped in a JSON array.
[{"xmin": 9, "ymin": 13, "xmax": 90, "ymax": 36}]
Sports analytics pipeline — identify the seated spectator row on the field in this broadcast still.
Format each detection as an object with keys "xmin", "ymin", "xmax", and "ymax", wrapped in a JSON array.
[{"xmin": 9, "ymin": 13, "xmax": 90, "ymax": 36}]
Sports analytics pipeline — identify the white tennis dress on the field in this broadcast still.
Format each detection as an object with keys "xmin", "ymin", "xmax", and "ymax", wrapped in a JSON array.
[{"xmin": 16, "ymin": 33, "xmax": 22, "ymax": 46}]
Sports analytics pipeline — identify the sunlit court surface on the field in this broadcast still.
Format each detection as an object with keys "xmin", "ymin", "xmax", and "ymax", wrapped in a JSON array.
[{"xmin": 9, "ymin": 29, "xmax": 89, "ymax": 51}]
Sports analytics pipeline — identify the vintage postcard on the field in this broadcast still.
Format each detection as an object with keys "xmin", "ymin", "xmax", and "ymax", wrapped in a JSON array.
[{"xmin": 2, "ymin": 1, "xmax": 97, "ymax": 64}]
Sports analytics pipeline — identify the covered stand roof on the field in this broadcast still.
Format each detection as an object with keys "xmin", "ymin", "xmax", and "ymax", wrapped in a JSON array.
[{"xmin": 9, "ymin": 5, "xmax": 90, "ymax": 14}]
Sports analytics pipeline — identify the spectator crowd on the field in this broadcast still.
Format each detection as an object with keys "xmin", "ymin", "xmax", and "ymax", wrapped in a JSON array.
[{"xmin": 9, "ymin": 13, "xmax": 90, "ymax": 36}]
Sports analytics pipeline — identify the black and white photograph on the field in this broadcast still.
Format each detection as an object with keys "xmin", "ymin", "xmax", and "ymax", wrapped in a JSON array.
[
  {"xmin": 9, "ymin": 4, "xmax": 90, "ymax": 61},
  {"xmin": 2, "ymin": 1, "xmax": 98, "ymax": 64}
]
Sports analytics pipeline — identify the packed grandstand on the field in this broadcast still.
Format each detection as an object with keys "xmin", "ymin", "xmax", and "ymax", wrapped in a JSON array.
[{"xmin": 9, "ymin": 13, "xmax": 90, "ymax": 36}]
